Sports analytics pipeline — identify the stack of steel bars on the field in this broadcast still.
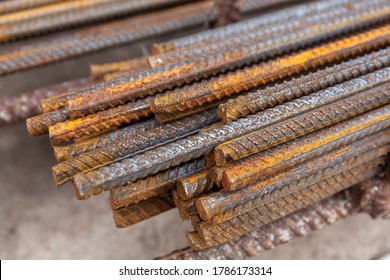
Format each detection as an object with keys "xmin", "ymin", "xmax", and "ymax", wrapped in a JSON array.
[
  {"xmin": 0, "ymin": 0, "xmax": 295, "ymax": 125},
  {"xmin": 24, "ymin": 0, "xmax": 390, "ymax": 258}
]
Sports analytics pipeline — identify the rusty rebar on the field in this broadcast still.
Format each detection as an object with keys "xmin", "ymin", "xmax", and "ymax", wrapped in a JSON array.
[
  {"xmin": 158, "ymin": 174, "xmax": 390, "ymax": 260},
  {"xmin": 70, "ymin": 74, "xmax": 390, "ymax": 193},
  {"xmin": 218, "ymin": 47, "xmax": 390, "ymax": 123},
  {"xmin": 70, "ymin": 15, "xmax": 390, "ymax": 118},
  {"xmin": 53, "ymin": 109, "xmax": 219, "ymax": 186},
  {"xmin": 0, "ymin": 0, "xmax": 185, "ymax": 43},
  {"xmin": 172, "ymin": 190, "xmax": 200, "ymax": 221},
  {"xmin": 0, "ymin": 1, "xmax": 214, "ymax": 76},
  {"xmin": 197, "ymin": 132, "xmax": 390, "ymax": 222},
  {"xmin": 0, "ymin": 0, "xmax": 66, "ymax": 15},
  {"xmin": 214, "ymin": 0, "xmax": 240, "ymax": 27},
  {"xmin": 53, "ymin": 119, "xmax": 160, "ymax": 162},
  {"xmin": 221, "ymin": 105, "xmax": 390, "ymax": 191},
  {"xmin": 177, "ymin": 170, "xmax": 216, "ymax": 200},
  {"xmin": 148, "ymin": 0, "xmax": 382, "ymax": 68},
  {"xmin": 108, "ymin": 158, "xmax": 206, "ymax": 208},
  {"xmin": 152, "ymin": 0, "xmax": 361, "ymax": 54},
  {"xmin": 151, "ymin": 25, "xmax": 390, "ymax": 115},
  {"xmin": 113, "ymin": 192, "xmax": 175, "ymax": 228},
  {"xmin": 214, "ymin": 82, "xmax": 390, "ymax": 166},
  {"xmin": 48, "ymin": 97, "xmax": 153, "ymax": 145},
  {"xmin": 194, "ymin": 161, "xmax": 381, "ymax": 248}
]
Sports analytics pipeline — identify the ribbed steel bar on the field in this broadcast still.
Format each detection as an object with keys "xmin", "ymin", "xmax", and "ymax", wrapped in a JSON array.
[
  {"xmin": 214, "ymin": 82, "xmax": 390, "ymax": 166},
  {"xmin": 218, "ymin": 48, "xmax": 390, "ymax": 123},
  {"xmin": 113, "ymin": 192, "xmax": 175, "ymax": 228},
  {"xmin": 53, "ymin": 109, "xmax": 219, "ymax": 186},
  {"xmin": 70, "ymin": 15, "xmax": 390, "ymax": 118},
  {"xmin": 109, "ymin": 158, "xmax": 206, "ymax": 208},
  {"xmin": 0, "ymin": 77, "xmax": 90, "ymax": 127},
  {"xmin": 48, "ymin": 97, "xmax": 153, "ymax": 145},
  {"xmin": 70, "ymin": 87, "xmax": 390, "ymax": 194},
  {"xmin": 0, "ymin": 1, "xmax": 214, "ymax": 76},
  {"xmin": 152, "ymin": 0, "xmax": 361, "ymax": 54},
  {"xmin": 90, "ymin": 57, "xmax": 150, "ymax": 81},
  {"xmin": 195, "ymin": 161, "xmax": 381, "ymax": 246},
  {"xmin": 222, "ymin": 106, "xmax": 390, "ymax": 191},
  {"xmin": 0, "ymin": 0, "xmax": 186, "ymax": 43},
  {"xmin": 197, "ymin": 133, "xmax": 390, "ymax": 221},
  {"xmin": 148, "ymin": 0, "xmax": 383, "ymax": 68},
  {"xmin": 177, "ymin": 170, "xmax": 216, "ymax": 200},
  {"xmin": 0, "ymin": 0, "xmax": 66, "ymax": 15},
  {"xmin": 158, "ymin": 191, "xmax": 357, "ymax": 258},
  {"xmin": 53, "ymin": 119, "xmax": 160, "ymax": 162},
  {"xmin": 151, "ymin": 25, "xmax": 390, "ymax": 115}
]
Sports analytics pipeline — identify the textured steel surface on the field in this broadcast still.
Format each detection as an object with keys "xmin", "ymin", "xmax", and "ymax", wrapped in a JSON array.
[
  {"xmin": 197, "ymin": 134, "xmax": 390, "ymax": 221},
  {"xmin": 0, "ymin": 0, "xmax": 66, "ymax": 15},
  {"xmin": 0, "ymin": 0, "xmax": 184, "ymax": 43},
  {"xmin": 0, "ymin": 1, "xmax": 213, "ymax": 76},
  {"xmin": 218, "ymin": 48, "xmax": 390, "ymax": 122},
  {"xmin": 152, "ymin": 0, "xmax": 359, "ymax": 53},
  {"xmin": 109, "ymin": 158, "xmax": 206, "ymax": 208},
  {"xmin": 148, "ymin": 0, "xmax": 384, "ymax": 68},
  {"xmin": 214, "ymin": 82, "xmax": 390, "ymax": 166},
  {"xmin": 177, "ymin": 170, "xmax": 216, "ymax": 200},
  {"xmin": 193, "ymin": 161, "xmax": 381, "ymax": 248},
  {"xmin": 53, "ymin": 119, "xmax": 160, "ymax": 162},
  {"xmin": 112, "ymin": 192, "xmax": 175, "ymax": 228},
  {"xmin": 53, "ymin": 109, "xmax": 219, "ymax": 186},
  {"xmin": 151, "ymin": 25, "xmax": 390, "ymax": 115},
  {"xmin": 221, "ymin": 106, "xmax": 390, "ymax": 191}
]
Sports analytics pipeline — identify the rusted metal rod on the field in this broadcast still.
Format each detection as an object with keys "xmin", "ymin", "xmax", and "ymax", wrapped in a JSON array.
[
  {"xmin": 197, "ymin": 132, "xmax": 390, "ymax": 221},
  {"xmin": 53, "ymin": 109, "xmax": 219, "ymax": 186},
  {"xmin": 151, "ymin": 25, "xmax": 390, "ymax": 116},
  {"xmin": 218, "ymin": 47, "xmax": 390, "ymax": 123},
  {"xmin": 214, "ymin": 82, "xmax": 390, "ymax": 166},
  {"xmin": 109, "ymin": 158, "xmax": 206, "ymax": 209},
  {"xmin": 0, "ymin": 0, "xmax": 67, "ymax": 15},
  {"xmin": 221, "ymin": 105, "xmax": 390, "ymax": 191}
]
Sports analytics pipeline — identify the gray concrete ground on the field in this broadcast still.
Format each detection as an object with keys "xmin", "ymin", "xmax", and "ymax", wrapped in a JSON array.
[{"xmin": 1, "ymin": 32, "xmax": 390, "ymax": 260}]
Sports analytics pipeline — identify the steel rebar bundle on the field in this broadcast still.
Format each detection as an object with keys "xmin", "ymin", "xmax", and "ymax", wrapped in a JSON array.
[{"xmin": 20, "ymin": 0, "xmax": 390, "ymax": 259}]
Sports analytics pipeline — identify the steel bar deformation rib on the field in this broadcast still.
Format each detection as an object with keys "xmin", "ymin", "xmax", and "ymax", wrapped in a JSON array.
[
  {"xmin": 53, "ymin": 109, "xmax": 219, "ymax": 186},
  {"xmin": 214, "ymin": 82, "xmax": 390, "ymax": 166},
  {"xmin": 109, "ymin": 158, "xmax": 206, "ymax": 209}
]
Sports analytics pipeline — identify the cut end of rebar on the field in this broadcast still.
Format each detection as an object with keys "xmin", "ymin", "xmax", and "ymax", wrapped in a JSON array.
[{"xmin": 52, "ymin": 166, "xmax": 70, "ymax": 187}]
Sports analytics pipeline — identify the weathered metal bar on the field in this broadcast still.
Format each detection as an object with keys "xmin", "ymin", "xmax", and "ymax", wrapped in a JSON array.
[
  {"xmin": 0, "ymin": 0, "xmax": 66, "ymax": 15},
  {"xmin": 70, "ymin": 15, "xmax": 390, "ymax": 118},
  {"xmin": 26, "ymin": 109, "xmax": 70, "ymax": 137},
  {"xmin": 53, "ymin": 119, "xmax": 160, "ymax": 162},
  {"xmin": 152, "ymin": 0, "xmax": 364, "ymax": 53},
  {"xmin": 177, "ymin": 170, "xmax": 216, "ymax": 201},
  {"xmin": 49, "ymin": 97, "xmax": 153, "ymax": 145},
  {"xmin": 53, "ymin": 109, "xmax": 219, "ymax": 186},
  {"xmin": 70, "ymin": 79, "xmax": 390, "ymax": 193},
  {"xmin": 195, "ymin": 161, "xmax": 381, "ymax": 246},
  {"xmin": 90, "ymin": 57, "xmax": 150, "ymax": 81},
  {"xmin": 151, "ymin": 25, "xmax": 390, "ymax": 115},
  {"xmin": 112, "ymin": 192, "xmax": 175, "ymax": 228},
  {"xmin": 148, "ymin": 0, "xmax": 382, "ymax": 68},
  {"xmin": 197, "ymin": 133, "xmax": 390, "ymax": 221},
  {"xmin": 222, "ymin": 106, "xmax": 390, "ymax": 191},
  {"xmin": 214, "ymin": 82, "xmax": 390, "ymax": 166},
  {"xmin": 0, "ymin": 1, "xmax": 214, "ymax": 76},
  {"xmin": 0, "ymin": 0, "xmax": 185, "ymax": 42},
  {"xmin": 218, "ymin": 47, "xmax": 390, "ymax": 123},
  {"xmin": 108, "ymin": 158, "xmax": 206, "ymax": 208},
  {"xmin": 158, "ymin": 190, "xmax": 359, "ymax": 258}
]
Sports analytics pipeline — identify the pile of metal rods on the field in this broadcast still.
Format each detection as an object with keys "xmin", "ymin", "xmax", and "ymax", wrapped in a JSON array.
[{"xmin": 24, "ymin": 0, "xmax": 390, "ymax": 257}]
